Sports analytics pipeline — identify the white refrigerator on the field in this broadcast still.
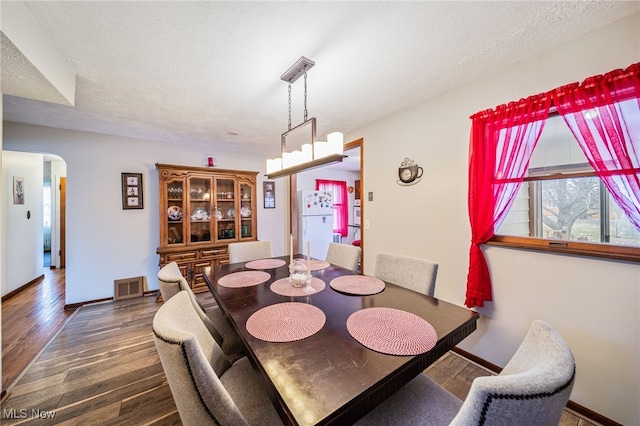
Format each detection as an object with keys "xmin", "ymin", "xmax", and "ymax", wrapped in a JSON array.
[{"xmin": 298, "ymin": 190, "xmax": 334, "ymax": 259}]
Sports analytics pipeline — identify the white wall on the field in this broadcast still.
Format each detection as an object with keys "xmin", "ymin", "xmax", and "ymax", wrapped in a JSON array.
[
  {"xmin": 296, "ymin": 167, "xmax": 361, "ymax": 245},
  {"xmin": 347, "ymin": 13, "xmax": 640, "ymax": 425},
  {"xmin": 2, "ymin": 123, "xmax": 287, "ymax": 305},
  {"xmin": 1, "ymin": 151, "xmax": 44, "ymax": 295}
]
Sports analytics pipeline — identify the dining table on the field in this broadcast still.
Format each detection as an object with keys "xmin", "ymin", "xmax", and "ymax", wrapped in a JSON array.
[{"xmin": 203, "ymin": 255, "xmax": 479, "ymax": 426}]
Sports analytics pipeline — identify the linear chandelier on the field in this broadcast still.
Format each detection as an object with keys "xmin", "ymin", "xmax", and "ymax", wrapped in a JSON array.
[{"xmin": 266, "ymin": 56, "xmax": 346, "ymax": 179}]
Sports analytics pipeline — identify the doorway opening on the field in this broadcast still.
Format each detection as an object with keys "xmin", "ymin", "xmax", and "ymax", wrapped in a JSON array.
[
  {"xmin": 43, "ymin": 154, "xmax": 67, "ymax": 269},
  {"xmin": 290, "ymin": 138, "xmax": 364, "ymax": 270}
]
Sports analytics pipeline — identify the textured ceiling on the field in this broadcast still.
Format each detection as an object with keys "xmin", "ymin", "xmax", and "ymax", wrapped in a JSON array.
[
  {"xmin": 0, "ymin": 33, "xmax": 71, "ymax": 106},
  {"xmin": 2, "ymin": 1, "xmax": 639, "ymax": 159}
]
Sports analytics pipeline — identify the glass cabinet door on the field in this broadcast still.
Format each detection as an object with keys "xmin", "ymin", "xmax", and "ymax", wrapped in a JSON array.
[
  {"xmin": 166, "ymin": 180, "xmax": 185, "ymax": 245},
  {"xmin": 239, "ymin": 182, "xmax": 254, "ymax": 239},
  {"xmin": 214, "ymin": 177, "xmax": 238, "ymax": 242},
  {"xmin": 188, "ymin": 176, "xmax": 213, "ymax": 244}
]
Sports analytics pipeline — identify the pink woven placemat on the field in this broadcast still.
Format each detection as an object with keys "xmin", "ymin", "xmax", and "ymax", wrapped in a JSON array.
[
  {"xmin": 308, "ymin": 259, "xmax": 331, "ymax": 271},
  {"xmin": 246, "ymin": 302, "xmax": 326, "ymax": 342},
  {"xmin": 217, "ymin": 271, "xmax": 271, "ymax": 288},
  {"xmin": 330, "ymin": 275, "xmax": 385, "ymax": 295},
  {"xmin": 346, "ymin": 307, "xmax": 437, "ymax": 356},
  {"xmin": 245, "ymin": 259, "xmax": 287, "ymax": 270},
  {"xmin": 270, "ymin": 277, "xmax": 326, "ymax": 297}
]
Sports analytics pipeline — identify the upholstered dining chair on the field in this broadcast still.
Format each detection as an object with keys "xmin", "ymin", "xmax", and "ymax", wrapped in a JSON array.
[
  {"xmin": 157, "ymin": 262, "xmax": 244, "ymax": 359},
  {"xmin": 374, "ymin": 252, "xmax": 438, "ymax": 297},
  {"xmin": 325, "ymin": 242, "xmax": 362, "ymax": 272},
  {"xmin": 153, "ymin": 291, "xmax": 283, "ymax": 426},
  {"xmin": 227, "ymin": 240, "xmax": 272, "ymax": 264},
  {"xmin": 356, "ymin": 319, "xmax": 576, "ymax": 426}
]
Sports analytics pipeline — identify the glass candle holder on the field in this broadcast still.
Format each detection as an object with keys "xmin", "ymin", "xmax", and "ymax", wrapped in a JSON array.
[{"xmin": 290, "ymin": 259, "xmax": 310, "ymax": 288}]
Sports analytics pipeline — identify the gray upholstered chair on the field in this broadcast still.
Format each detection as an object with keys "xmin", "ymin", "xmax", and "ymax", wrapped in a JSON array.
[
  {"xmin": 157, "ymin": 261, "xmax": 185, "ymax": 302},
  {"xmin": 153, "ymin": 291, "xmax": 283, "ymax": 426},
  {"xmin": 157, "ymin": 262, "xmax": 244, "ymax": 359},
  {"xmin": 356, "ymin": 320, "xmax": 575, "ymax": 426},
  {"xmin": 374, "ymin": 252, "xmax": 438, "ymax": 297},
  {"xmin": 227, "ymin": 240, "xmax": 272, "ymax": 264},
  {"xmin": 325, "ymin": 242, "xmax": 361, "ymax": 272}
]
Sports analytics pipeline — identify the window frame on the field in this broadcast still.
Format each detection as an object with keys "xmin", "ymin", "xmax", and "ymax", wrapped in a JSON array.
[{"xmin": 490, "ymin": 114, "xmax": 640, "ymax": 263}]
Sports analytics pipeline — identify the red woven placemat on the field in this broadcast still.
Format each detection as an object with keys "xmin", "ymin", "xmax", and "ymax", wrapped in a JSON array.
[
  {"xmin": 245, "ymin": 302, "xmax": 326, "ymax": 342},
  {"xmin": 330, "ymin": 275, "xmax": 385, "ymax": 295},
  {"xmin": 245, "ymin": 259, "xmax": 287, "ymax": 270},
  {"xmin": 308, "ymin": 260, "xmax": 331, "ymax": 271},
  {"xmin": 346, "ymin": 307, "xmax": 437, "ymax": 355},
  {"xmin": 217, "ymin": 271, "xmax": 271, "ymax": 288},
  {"xmin": 270, "ymin": 277, "xmax": 326, "ymax": 296}
]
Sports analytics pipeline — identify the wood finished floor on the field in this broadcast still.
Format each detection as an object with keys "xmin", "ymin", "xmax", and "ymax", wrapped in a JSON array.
[
  {"xmin": 1, "ymin": 279, "xmax": 598, "ymax": 425},
  {"xmin": 2, "ymin": 268, "xmax": 73, "ymax": 393}
]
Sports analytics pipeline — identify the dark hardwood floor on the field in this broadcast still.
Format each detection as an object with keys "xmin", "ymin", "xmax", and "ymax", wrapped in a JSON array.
[
  {"xmin": 1, "ymin": 275, "xmax": 596, "ymax": 425},
  {"xmin": 2, "ymin": 268, "xmax": 73, "ymax": 394}
]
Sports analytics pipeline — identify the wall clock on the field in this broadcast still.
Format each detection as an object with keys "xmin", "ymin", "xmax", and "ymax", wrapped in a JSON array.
[{"xmin": 398, "ymin": 158, "xmax": 423, "ymax": 185}]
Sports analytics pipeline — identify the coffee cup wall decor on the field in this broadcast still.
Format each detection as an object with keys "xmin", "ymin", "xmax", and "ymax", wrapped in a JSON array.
[{"xmin": 398, "ymin": 157, "xmax": 423, "ymax": 185}]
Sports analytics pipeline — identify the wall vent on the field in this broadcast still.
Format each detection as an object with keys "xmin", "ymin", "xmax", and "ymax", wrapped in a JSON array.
[{"xmin": 114, "ymin": 276, "xmax": 144, "ymax": 301}]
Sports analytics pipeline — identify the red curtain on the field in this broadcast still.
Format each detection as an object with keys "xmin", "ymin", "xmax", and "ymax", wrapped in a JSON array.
[
  {"xmin": 316, "ymin": 180, "xmax": 349, "ymax": 237},
  {"xmin": 466, "ymin": 95, "xmax": 551, "ymax": 308},
  {"xmin": 553, "ymin": 63, "xmax": 640, "ymax": 231}
]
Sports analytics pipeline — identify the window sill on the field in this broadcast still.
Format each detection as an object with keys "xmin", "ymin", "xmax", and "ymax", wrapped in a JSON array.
[{"xmin": 487, "ymin": 236, "xmax": 640, "ymax": 263}]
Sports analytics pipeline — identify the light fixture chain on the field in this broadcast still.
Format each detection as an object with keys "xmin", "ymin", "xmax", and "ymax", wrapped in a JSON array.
[
  {"xmin": 287, "ymin": 83, "xmax": 292, "ymax": 131},
  {"xmin": 303, "ymin": 71, "xmax": 308, "ymax": 122}
]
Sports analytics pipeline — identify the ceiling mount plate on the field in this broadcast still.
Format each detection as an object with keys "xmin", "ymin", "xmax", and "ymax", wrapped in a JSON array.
[{"xmin": 280, "ymin": 56, "xmax": 315, "ymax": 84}]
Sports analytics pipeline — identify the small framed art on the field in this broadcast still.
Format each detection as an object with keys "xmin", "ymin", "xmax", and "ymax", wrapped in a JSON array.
[
  {"xmin": 13, "ymin": 176, "xmax": 25, "ymax": 205},
  {"xmin": 263, "ymin": 181, "xmax": 275, "ymax": 209},
  {"xmin": 122, "ymin": 173, "xmax": 144, "ymax": 210}
]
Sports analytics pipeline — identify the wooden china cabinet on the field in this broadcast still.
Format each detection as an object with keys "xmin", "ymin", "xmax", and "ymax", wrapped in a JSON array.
[{"xmin": 156, "ymin": 163, "xmax": 258, "ymax": 293}]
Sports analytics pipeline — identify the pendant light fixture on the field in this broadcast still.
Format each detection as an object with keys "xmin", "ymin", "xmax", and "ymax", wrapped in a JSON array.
[{"xmin": 266, "ymin": 56, "xmax": 346, "ymax": 179}]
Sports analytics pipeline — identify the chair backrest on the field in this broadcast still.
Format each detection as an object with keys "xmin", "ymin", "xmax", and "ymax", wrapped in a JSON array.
[
  {"xmin": 157, "ymin": 261, "xmax": 184, "ymax": 302},
  {"xmin": 157, "ymin": 262, "xmax": 223, "ymax": 345},
  {"xmin": 325, "ymin": 242, "xmax": 361, "ymax": 272},
  {"xmin": 374, "ymin": 252, "xmax": 438, "ymax": 297},
  {"xmin": 152, "ymin": 292, "xmax": 249, "ymax": 426},
  {"xmin": 450, "ymin": 320, "xmax": 575, "ymax": 426},
  {"xmin": 227, "ymin": 241, "xmax": 272, "ymax": 264}
]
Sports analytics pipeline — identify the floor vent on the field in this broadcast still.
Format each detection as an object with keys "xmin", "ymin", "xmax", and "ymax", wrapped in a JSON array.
[{"xmin": 114, "ymin": 276, "xmax": 144, "ymax": 301}]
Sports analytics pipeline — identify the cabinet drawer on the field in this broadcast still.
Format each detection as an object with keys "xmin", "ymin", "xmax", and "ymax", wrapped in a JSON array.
[
  {"xmin": 166, "ymin": 251, "xmax": 197, "ymax": 262},
  {"xmin": 193, "ymin": 274, "xmax": 208, "ymax": 291},
  {"xmin": 201, "ymin": 248, "xmax": 228, "ymax": 258},
  {"xmin": 177, "ymin": 264, "xmax": 189, "ymax": 277},
  {"xmin": 193, "ymin": 260, "xmax": 213, "ymax": 272}
]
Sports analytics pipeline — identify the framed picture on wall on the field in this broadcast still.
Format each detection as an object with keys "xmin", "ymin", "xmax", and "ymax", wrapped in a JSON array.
[
  {"xmin": 13, "ymin": 176, "xmax": 25, "ymax": 205},
  {"xmin": 122, "ymin": 172, "xmax": 144, "ymax": 210},
  {"xmin": 263, "ymin": 181, "xmax": 275, "ymax": 209}
]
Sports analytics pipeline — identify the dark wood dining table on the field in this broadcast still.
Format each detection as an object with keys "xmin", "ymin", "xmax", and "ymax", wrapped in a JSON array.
[{"xmin": 203, "ymin": 255, "xmax": 479, "ymax": 426}]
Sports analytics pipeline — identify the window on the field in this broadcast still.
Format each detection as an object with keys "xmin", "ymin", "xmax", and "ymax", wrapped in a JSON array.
[
  {"xmin": 316, "ymin": 179, "xmax": 348, "ymax": 237},
  {"xmin": 497, "ymin": 114, "xmax": 640, "ymax": 249},
  {"xmin": 466, "ymin": 63, "xmax": 639, "ymax": 308}
]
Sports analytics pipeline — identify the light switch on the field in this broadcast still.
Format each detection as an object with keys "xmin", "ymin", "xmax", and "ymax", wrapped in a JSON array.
[
  {"xmin": 364, "ymin": 220, "xmax": 370, "ymax": 230},
  {"xmin": 368, "ymin": 191, "xmax": 373, "ymax": 201}
]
